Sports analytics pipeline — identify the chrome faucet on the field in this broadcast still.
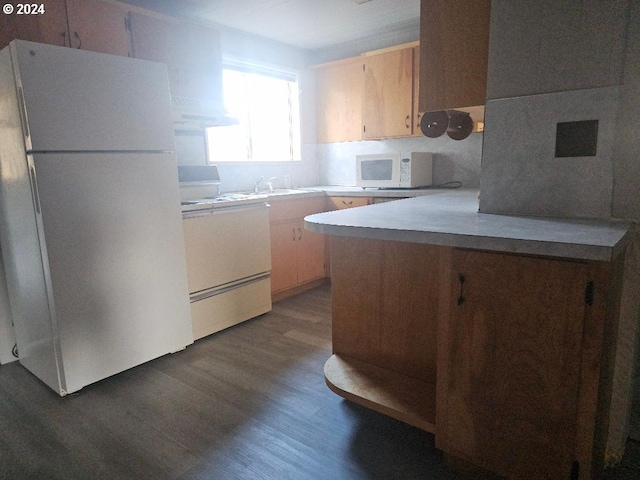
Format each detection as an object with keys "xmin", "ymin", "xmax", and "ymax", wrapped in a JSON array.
[
  {"xmin": 254, "ymin": 176, "xmax": 277, "ymax": 194},
  {"xmin": 265, "ymin": 177, "xmax": 277, "ymax": 193},
  {"xmin": 253, "ymin": 176, "xmax": 264, "ymax": 194}
]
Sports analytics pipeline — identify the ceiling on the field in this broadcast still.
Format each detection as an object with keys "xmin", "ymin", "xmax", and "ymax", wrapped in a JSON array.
[{"xmin": 121, "ymin": 0, "xmax": 421, "ymax": 50}]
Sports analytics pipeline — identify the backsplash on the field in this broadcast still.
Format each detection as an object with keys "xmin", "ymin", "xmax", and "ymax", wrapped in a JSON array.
[
  {"xmin": 176, "ymin": 131, "xmax": 483, "ymax": 192},
  {"xmin": 317, "ymin": 133, "xmax": 483, "ymax": 187},
  {"xmin": 479, "ymin": 86, "xmax": 620, "ymax": 219}
]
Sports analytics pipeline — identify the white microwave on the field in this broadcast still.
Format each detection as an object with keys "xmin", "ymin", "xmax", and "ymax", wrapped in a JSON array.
[{"xmin": 356, "ymin": 152, "xmax": 433, "ymax": 188}]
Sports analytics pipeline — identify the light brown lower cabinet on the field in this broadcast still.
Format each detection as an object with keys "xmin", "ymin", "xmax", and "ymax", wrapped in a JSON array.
[
  {"xmin": 325, "ymin": 236, "xmax": 624, "ymax": 480},
  {"xmin": 269, "ymin": 196, "xmax": 327, "ymax": 300}
]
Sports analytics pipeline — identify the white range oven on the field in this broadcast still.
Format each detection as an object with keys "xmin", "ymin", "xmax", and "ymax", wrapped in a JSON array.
[{"xmin": 179, "ymin": 166, "xmax": 272, "ymax": 340}]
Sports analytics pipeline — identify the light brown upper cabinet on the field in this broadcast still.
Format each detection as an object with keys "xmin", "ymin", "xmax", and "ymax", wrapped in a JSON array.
[
  {"xmin": 0, "ymin": 0, "xmax": 130, "ymax": 56},
  {"xmin": 0, "ymin": 0, "xmax": 67, "ymax": 49},
  {"xmin": 419, "ymin": 0, "xmax": 491, "ymax": 120},
  {"xmin": 314, "ymin": 41, "xmax": 420, "ymax": 142},
  {"xmin": 130, "ymin": 12, "xmax": 223, "ymax": 103},
  {"xmin": 363, "ymin": 44, "xmax": 416, "ymax": 139},
  {"xmin": 65, "ymin": 0, "xmax": 131, "ymax": 56},
  {"xmin": 315, "ymin": 57, "xmax": 363, "ymax": 144}
]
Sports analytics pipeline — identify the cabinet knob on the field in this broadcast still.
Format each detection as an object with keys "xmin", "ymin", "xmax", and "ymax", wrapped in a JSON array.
[{"xmin": 405, "ymin": 114, "xmax": 411, "ymax": 129}]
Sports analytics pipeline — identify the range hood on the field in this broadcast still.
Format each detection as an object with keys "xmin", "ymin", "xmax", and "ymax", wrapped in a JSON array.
[{"xmin": 171, "ymin": 95, "xmax": 237, "ymax": 130}]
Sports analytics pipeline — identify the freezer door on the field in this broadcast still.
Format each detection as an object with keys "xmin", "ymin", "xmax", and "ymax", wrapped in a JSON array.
[
  {"xmin": 31, "ymin": 152, "xmax": 193, "ymax": 394},
  {"xmin": 11, "ymin": 40, "xmax": 175, "ymax": 152}
]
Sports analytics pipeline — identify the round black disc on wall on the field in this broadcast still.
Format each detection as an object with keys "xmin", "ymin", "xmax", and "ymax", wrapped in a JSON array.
[
  {"xmin": 446, "ymin": 111, "xmax": 473, "ymax": 140},
  {"xmin": 420, "ymin": 110, "xmax": 449, "ymax": 138}
]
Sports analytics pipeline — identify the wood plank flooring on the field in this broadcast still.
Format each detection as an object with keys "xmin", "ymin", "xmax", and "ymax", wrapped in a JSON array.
[{"xmin": 0, "ymin": 284, "xmax": 638, "ymax": 479}]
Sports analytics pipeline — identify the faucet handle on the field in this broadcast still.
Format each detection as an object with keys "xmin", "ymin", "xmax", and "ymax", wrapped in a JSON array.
[{"xmin": 265, "ymin": 177, "xmax": 277, "ymax": 193}]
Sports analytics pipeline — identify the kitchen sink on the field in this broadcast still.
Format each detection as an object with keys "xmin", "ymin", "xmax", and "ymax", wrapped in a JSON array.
[
  {"xmin": 181, "ymin": 189, "xmax": 315, "ymax": 213},
  {"xmin": 211, "ymin": 189, "xmax": 308, "ymax": 200},
  {"xmin": 260, "ymin": 188, "xmax": 309, "ymax": 196},
  {"xmin": 207, "ymin": 192, "xmax": 268, "ymax": 201}
]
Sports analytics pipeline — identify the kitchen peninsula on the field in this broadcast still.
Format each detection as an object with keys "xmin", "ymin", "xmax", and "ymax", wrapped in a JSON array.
[{"xmin": 305, "ymin": 190, "xmax": 632, "ymax": 479}]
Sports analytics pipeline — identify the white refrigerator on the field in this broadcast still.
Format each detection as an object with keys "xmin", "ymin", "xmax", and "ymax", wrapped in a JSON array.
[{"xmin": 0, "ymin": 40, "xmax": 193, "ymax": 395}]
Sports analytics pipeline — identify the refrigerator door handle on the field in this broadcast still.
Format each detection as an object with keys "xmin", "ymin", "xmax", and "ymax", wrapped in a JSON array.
[
  {"xmin": 29, "ymin": 166, "xmax": 41, "ymax": 214},
  {"xmin": 17, "ymin": 87, "xmax": 30, "ymax": 140}
]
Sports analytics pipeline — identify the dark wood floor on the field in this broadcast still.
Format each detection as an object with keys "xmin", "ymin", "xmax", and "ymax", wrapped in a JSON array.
[{"xmin": 0, "ymin": 284, "xmax": 638, "ymax": 479}]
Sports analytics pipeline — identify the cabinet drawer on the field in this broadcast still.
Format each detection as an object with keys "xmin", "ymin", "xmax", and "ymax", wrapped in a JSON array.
[
  {"xmin": 327, "ymin": 196, "xmax": 371, "ymax": 210},
  {"xmin": 191, "ymin": 277, "xmax": 271, "ymax": 340},
  {"xmin": 269, "ymin": 196, "xmax": 327, "ymax": 223}
]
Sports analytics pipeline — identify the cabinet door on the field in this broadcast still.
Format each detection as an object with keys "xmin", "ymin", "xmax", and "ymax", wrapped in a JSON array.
[
  {"xmin": 363, "ymin": 47, "xmax": 414, "ymax": 139},
  {"xmin": 444, "ymin": 249, "xmax": 589, "ymax": 478},
  {"xmin": 130, "ymin": 12, "xmax": 222, "ymax": 102},
  {"xmin": 173, "ymin": 23, "xmax": 223, "ymax": 104},
  {"xmin": 65, "ymin": 0, "xmax": 131, "ymax": 56},
  {"xmin": 270, "ymin": 221, "xmax": 299, "ymax": 294},
  {"xmin": 316, "ymin": 58, "xmax": 363, "ymax": 143},
  {"xmin": 296, "ymin": 221, "xmax": 326, "ymax": 284},
  {"xmin": 412, "ymin": 46, "xmax": 423, "ymax": 137},
  {"xmin": 129, "ymin": 13, "xmax": 180, "ymax": 93},
  {"xmin": 0, "ymin": 0, "xmax": 67, "ymax": 49},
  {"xmin": 419, "ymin": 0, "xmax": 490, "ymax": 113}
]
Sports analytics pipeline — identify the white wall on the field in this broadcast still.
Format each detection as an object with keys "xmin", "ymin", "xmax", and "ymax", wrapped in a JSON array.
[
  {"xmin": 479, "ymin": 0, "xmax": 640, "ymax": 452},
  {"xmin": 611, "ymin": 0, "xmax": 640, "ymax": 443}
]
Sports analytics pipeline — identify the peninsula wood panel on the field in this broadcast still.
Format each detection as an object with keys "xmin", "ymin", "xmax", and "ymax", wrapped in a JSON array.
[
  {"xmin": 443, "ymin": 249, "xmax": 589, "ymax": 479},
  {"xmin": 419, "ymin": 0, "xmax": 491, "ymax": 112},
  {"xmin": 363, "ymin": 47, "xmax": 414, "ymax": 139},
  {"xmin": 315, "ymin": 57, "xmax": 363, "ymax": 143},
  {"xmin": 330, "ymin": 236, "xmax": 440, "ymax": 382}
]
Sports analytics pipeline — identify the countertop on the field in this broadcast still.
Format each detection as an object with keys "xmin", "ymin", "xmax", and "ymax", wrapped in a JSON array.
[
  {"xmin": 304, "ymin": 189, "xmax": 633, "ymax": 262},
  {"xmin": 181, "ymin": 188, "xmax": 324, "ymax": 214},
  {"xmin": 303, "ymin": 185, "xmax": 455, "ymax": 198},
  {"xmin": 180, "ymin": 185, "xmax": 450, "ymax": 213}
]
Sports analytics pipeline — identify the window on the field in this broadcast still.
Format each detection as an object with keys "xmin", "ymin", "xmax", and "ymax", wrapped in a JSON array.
[{"xmin": 207, "ymin": 60, "xmax": 301, "ymax": 162}]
